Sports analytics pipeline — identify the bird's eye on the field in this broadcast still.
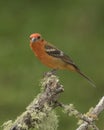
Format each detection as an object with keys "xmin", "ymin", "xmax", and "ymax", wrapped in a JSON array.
[{"xmin": 37, "ymin": 36, "xmax": 40, "ymax": 39}]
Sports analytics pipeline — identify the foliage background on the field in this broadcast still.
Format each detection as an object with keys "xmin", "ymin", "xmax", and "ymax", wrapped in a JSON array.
[{"xmin": 0, "ymin": 0, "xmax": 104, "ymax": 129}]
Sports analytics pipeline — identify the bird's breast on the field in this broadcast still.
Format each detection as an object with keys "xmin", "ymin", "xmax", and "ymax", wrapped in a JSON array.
[{"xmin": 30, "ymin": 42, "xmax": 74, "ymax": 70}]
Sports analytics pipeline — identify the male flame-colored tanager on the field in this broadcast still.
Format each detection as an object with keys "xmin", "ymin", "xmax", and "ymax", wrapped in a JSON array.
[{"xmin": 29, "ymin": 33, "xmax": 95, "ymax": 87}]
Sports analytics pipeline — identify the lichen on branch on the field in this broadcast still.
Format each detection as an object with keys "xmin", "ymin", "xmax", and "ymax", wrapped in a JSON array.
[
  {"xmin": 2, "ymin": 71, "xmax": 104, "ymax": 130},
  {"xmin": 2, "ymin": 71, "xmax": 64, "ymax": 130}
]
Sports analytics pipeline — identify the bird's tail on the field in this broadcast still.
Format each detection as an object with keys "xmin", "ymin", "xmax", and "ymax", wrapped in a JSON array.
[{"xmin": 77, "ymin": 70, "xmax": 96, "ymax": 88}]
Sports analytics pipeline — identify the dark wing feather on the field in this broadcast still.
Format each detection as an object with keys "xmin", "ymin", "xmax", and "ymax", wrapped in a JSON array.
[
  {"xmin": 45, "ymin": 44, "xmax": 64, "ymax": 57},
  {"xmin": 45, "ymin": 44, "xmax": 96, "ymax": 87},
  {"xmin": 45, "ymin": 44, "xmax": 79, "ymax": 70},
  {"xmin": 61, "ymin": 54, "xmax": 79, "ymax": 70}
]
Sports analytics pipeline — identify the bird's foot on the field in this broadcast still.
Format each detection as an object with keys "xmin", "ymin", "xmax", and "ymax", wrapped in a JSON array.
[
  {"xmin": 50, "ymin": 69, "xmax": 57, "ymax": 75},
  {"xmin": 43, "ymin": 69, "xmax": 57, "ymax": 77}
]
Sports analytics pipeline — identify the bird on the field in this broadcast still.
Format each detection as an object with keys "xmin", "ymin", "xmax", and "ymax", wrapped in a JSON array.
[{"xmin": 29, "ymin": 33, "xmax": 96, "ymax": 87}]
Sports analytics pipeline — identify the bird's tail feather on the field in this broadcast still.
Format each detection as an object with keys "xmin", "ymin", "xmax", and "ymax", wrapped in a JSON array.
[{"xmin": 77, "ymin": 70, "xmax": 96, "ymax": 88}]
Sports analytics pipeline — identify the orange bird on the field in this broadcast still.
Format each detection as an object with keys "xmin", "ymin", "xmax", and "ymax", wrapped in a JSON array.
[{"xmin": 30, "ymin": 33, "xmax": 95, "ymax": 87}]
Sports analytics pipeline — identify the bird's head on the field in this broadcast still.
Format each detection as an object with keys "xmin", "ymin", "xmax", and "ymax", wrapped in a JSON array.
[{"xmin": 30, "ymin": 33, "xmax": 42, "ymax": 44}]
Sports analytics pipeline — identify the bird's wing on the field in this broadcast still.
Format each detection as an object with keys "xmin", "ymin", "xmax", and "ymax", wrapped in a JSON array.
[{"xmin": 45, "ymin": 44, "xmax": 79, "ymax": 70}]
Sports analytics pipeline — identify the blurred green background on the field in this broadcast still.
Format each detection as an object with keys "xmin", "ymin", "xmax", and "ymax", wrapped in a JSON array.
[{"xmin": 0, "ymin": 0, "xmax": 104, "ymax": 129}]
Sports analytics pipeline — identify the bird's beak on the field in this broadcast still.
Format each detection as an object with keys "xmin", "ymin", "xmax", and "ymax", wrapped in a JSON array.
[{"xmin": 30, "ymin": 37, "xmax": 37, "ymax": 43}]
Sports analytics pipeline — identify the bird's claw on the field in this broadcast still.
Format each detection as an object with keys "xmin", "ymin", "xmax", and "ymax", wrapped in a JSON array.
[
  {"xmin": 50, "ymin": 69, "xmax": 57, "ymax": 75},
  {"xmin": 43, "ymin": 69, "xmax": 57, "ymax": 77}
]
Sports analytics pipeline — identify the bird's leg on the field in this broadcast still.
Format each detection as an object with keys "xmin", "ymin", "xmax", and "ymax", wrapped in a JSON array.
[
  {"xmin": 50, "ymin": 69, "xmax": 57, "ymax": 75},
  {"xmin": 43, "ymin": 69, "xmax": 57, "ymax": 77}
]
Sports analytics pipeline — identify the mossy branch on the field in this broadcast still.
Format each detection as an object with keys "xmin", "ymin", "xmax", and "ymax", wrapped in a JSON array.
[
  {"xmin": 2, "ymin": 71, "xmax": 104, "ymax": 130},
  {"xmin": 76, "ymin": 96, "xmax": 104, "ymax": 130},
  {"xmin": 2, "ymin": 71, "xmax": 64, "ymax": 130},
  {"xmin": 61, "ymin": 96, "xmax": 104, "ymax": 130}
]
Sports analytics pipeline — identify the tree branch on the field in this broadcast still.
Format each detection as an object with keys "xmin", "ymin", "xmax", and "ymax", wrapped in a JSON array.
[
  {"xmin": 2, "ymin": 71, "xmax": 104, "ymax": 130},
  {"xmin": 2, "ymin": 71, "xmax": 64, "ymax": 130},
  {"xmin": 76, "ymin": 96, "xmax": 104, "ymax": 130}
]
